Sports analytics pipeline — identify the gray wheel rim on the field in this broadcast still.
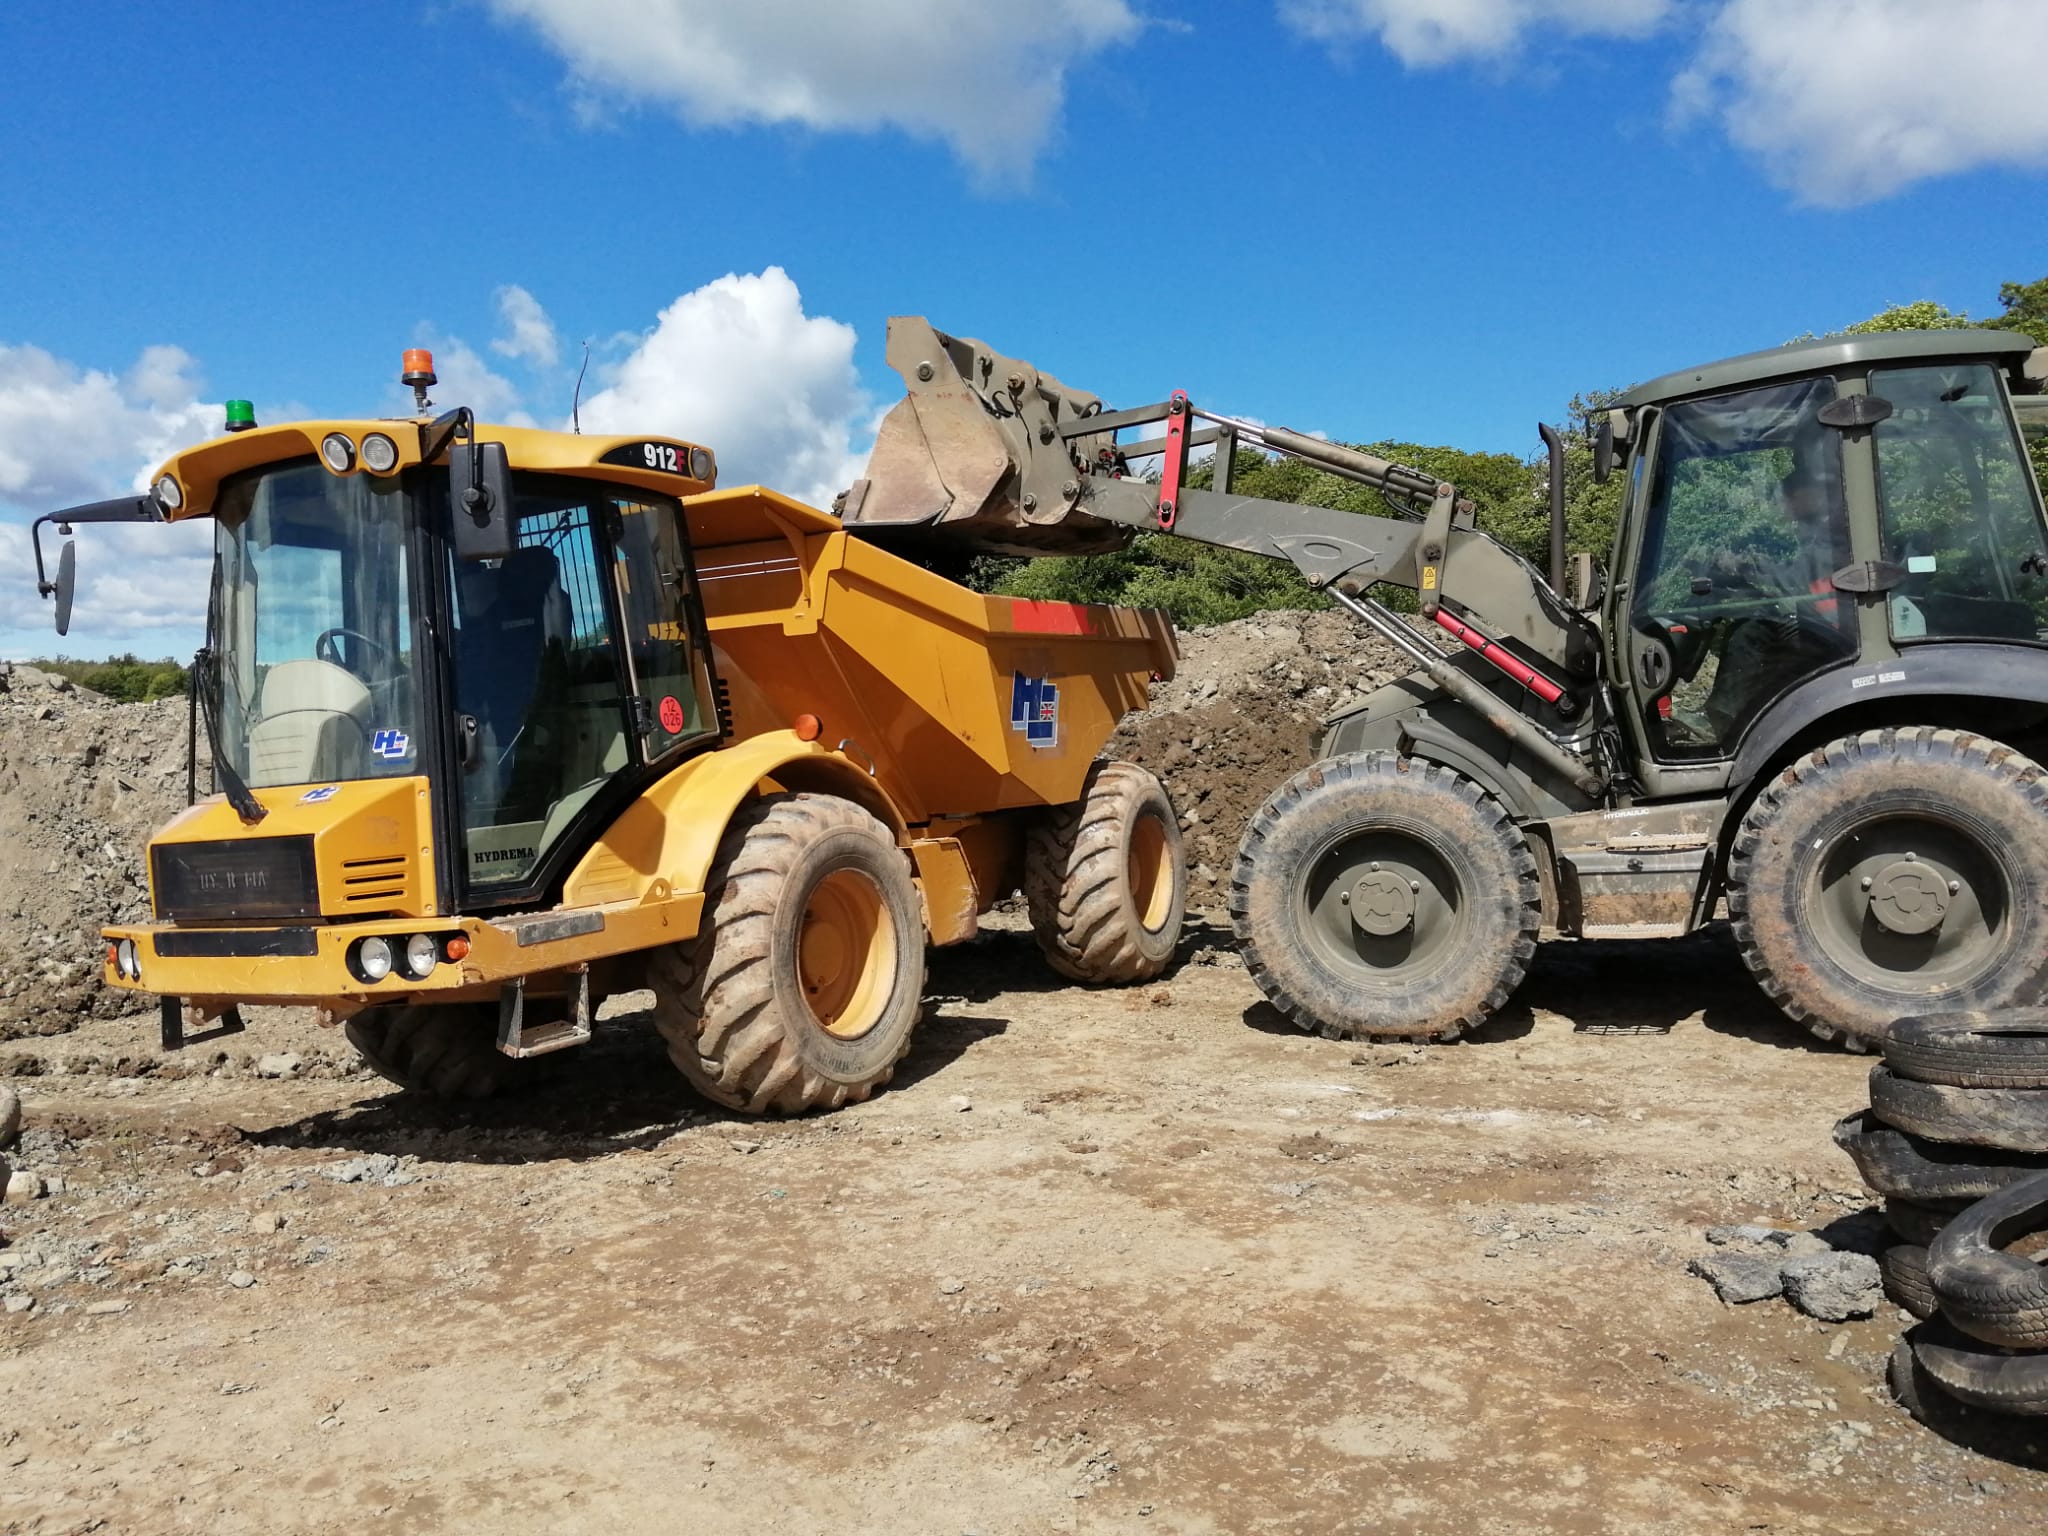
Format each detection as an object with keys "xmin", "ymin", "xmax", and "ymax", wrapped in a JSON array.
[
  {"xmin": 1295, "ymin": 822, "xmax": 1468, "ymax": 985},
  {"xmin": 1808, "ymin": 810, "xmax": 2014, "ymax": 992}
]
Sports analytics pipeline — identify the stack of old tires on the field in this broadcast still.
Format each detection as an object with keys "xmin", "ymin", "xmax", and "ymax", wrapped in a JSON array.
[{"xmin": 1831, "ymin": 1011, "xmax": 2048, "ymax": 1435}]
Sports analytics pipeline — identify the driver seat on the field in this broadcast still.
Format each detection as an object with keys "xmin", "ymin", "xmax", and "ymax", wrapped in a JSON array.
[{"xmin": 247, "ymin": 659, "xmax": 372, "ymax": 785}]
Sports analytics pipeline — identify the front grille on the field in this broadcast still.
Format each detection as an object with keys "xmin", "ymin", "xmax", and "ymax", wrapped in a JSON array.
[
  {"xmin": 339, "ymin": 854, "xmax": 411, "ymax": 906},
  {"xmin": 151, "ymin": 836, "xmax": 319, "ymax": 923}
]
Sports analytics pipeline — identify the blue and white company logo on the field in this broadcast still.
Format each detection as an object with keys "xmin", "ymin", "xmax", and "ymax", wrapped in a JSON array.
[
  {"xmin": 371, "ymin": 729, "xmax": 413, "ymax": 761},
  {"xmin": 298, "ymin": 785, "xmax": 341, "ymax": 804},
  {"xmin": 1010, "ymin": 672, "xmax": 1059, "ymax": 749}
]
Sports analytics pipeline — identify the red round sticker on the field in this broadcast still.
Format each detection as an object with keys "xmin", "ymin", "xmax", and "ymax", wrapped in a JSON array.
[{"xmin": 657, "ymin": 695, "xmax": 685, "ymax": 733}]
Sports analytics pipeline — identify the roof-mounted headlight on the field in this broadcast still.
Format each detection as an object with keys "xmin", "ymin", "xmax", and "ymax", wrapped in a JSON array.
[
  {"xmin": 361, "ymin": 433, "xmax": 400, "ymax": 475},
  {"xmin": 320, "ymin": 434, "xmax": 357, "ymax": 474},
  {"xmin": 153, "ymin": 475, "xmax": 184, "ymax": 511}
]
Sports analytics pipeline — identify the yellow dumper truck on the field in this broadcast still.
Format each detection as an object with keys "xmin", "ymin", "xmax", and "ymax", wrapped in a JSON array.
[{"xmin": 31, "ymin": 352, "xmax": 1183, "ymax": 1112}]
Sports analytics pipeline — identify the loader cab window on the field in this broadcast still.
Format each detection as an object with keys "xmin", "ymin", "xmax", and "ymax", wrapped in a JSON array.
[
  {"xmin": 1628, "ymin": 377, "xmax": 1855, "ymax": 759},
  {"xmin": 452, "ymin": 476, "xmax": 716, "ymax": 894},
  {"xmin": 1872, "ymin": 363, "xmax": 2048, "ymax": 645},
  {"xmin": 211, "ymin": 459, "xmax": 421, "ymax": 789}
]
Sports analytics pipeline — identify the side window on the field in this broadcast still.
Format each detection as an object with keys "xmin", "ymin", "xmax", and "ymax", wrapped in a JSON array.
[
  {"xmin": 1628, "ymin": 376, "xmax": 1856, "ymax": 759},
  {"xmin": 609, "ymin": 498, "xmax": 716, "ymax": 758},
  {"xmin": 452, "ymin": 491, "xmax": 631, "ymax": 890},
  {"xmin": 1873, "ymin": 363, "xmax": 2048, "ymax": 644}
]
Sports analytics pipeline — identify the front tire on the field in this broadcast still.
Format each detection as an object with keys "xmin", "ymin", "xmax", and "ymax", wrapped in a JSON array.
[
  {"xmin": 1230, "ymin": 753, "xmax": 1541, "ymax": 1042},
  {"xmin": 1728, "ymin": 728, "xmax": 2048, "ymax": 1050},
  {"xmin": 649, "ymin": 793, "xmax": 926, "ymax": 1116},
  {"xmin": 344, "ymin": 1003, "xmax": 536, "ymax": 1100}
]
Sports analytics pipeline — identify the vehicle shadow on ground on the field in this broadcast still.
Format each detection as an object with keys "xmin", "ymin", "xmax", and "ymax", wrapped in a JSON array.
[
  {"xmin": 925, "ymin": 914, "xmax": 1224, "ymax": 1006},
  {"xmin": 249, "ymin": 1005, "xmax": 1011, "ymax": 1166}
]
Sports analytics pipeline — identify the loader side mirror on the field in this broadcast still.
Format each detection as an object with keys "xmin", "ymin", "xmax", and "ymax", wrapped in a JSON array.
[
  {"xmin": 1593, "ymin": 419, "xmax": 1615, "ymax": 484},
  {"xmin": 1568, "ymin": 552, "xmax": 1604, "ymax": 612},
  {"xmin": 451, "ymin": 440, "xmax": 516, "ymax": 561},
  {"xmin": 53, "ymin": 541, "xmax": 76, "ymax": 635}
]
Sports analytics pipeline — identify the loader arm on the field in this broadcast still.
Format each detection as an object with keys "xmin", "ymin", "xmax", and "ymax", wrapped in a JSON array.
[{"xmin": 839, "ymin": 318, "xmax": 1608, "ymax": 797}]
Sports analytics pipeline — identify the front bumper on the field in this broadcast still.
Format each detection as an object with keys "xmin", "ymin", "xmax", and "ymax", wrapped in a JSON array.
[{"xmin": 100, "ymin": 893, "xmax": 705, "ymax": 1012}]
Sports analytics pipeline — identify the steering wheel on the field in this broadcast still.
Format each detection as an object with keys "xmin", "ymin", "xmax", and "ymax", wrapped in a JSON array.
[{"xmin": 315, "ymin": 627, "xmax": 393, "ymax": 679}]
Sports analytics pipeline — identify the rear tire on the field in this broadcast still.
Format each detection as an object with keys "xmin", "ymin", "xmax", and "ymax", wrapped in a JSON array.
[
  {"xmin": 1230, "ymin": 753, "xmax": 1540, "ymax": 1042},
  {"xmin": 1025, "ymin": 761, "xmax": 1186, "ymax": 985},
  {"xmin": 649, "ymin": 794, "xmax": 926, "ymax": 1116},
  {"xmin": 344, "ymin": 1003, "xmax": 535, "ymax": 1100},
  {"xmin": 1728, "ymin": 728, "xmax": 2048, "ymax": 1050}
]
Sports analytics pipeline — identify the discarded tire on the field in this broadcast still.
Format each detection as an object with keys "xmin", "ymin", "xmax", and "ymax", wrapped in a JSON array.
[
  {"xmin": 345, "ymin": 1003, "xmax": 538, "ymax": 1100},
  {"xmin": 650, "ymin": 793, "xmax": 925, "ymax": 1115},
  {"xmin": 1727, "ymin": 728, "xmax": 2048, "ymax": 1051},
  {"xmin": 1927, "ymin": 1168, "xmax": 2048, "ymax": 1351},
  {"xmin": 1025, "ymin": 760, "xmax": 1185, "ymax": 985},
  {"xmin": 1910, "ymin": 1315, "xmax": 2048, "ymax": 1417},
  {"xmin": 1883, "ymin": 1009, "xmax": 2048, "ymax": 1090},
  {"xmin": 1832, "ymin": 1111, "xmax": 2048, "ymax": 1202},
  {"xmin": 1884, "ymin": 1197, "xmax": 1969, "ymax": 1246},
  {"xmin": 1880, "ymin": 1243, "xmax": 1938, "ymax": 1320},
  {"xmin": 1230, "ymin": 752, "xmax": 1540, "ymax": 1042},
  {"xmin": 1869, "ymin": 1064, "xmax": 2048, "ymax": 1155}
]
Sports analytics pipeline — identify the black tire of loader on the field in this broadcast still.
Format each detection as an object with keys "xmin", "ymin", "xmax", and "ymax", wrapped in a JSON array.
[
  {"xmin": 1024, "ymin": 760, "xmax": 1186, "ymax": 985},
  {"xmin": 1229, "ymin": 753, "xmax": 1540, "ymax": 1043},
  {"xmin": 344, "ymin": 1003, "xmax": 540, "ymax": 1100},
  {"xmin": 1927, "ymin": 1167, "xmax": 2048, "ymax": 1352},
  {"xmin": 1883, "ymin": 1008, "xmax": 2048, "ymax": 1090},
  {"xmin": 1868, "ymin": 1064, "xmax": 2048, "ymax": 1155},
  {"xmin": 648, "ymin": 793, "xmax": 926, "ymax": 1116},
  {"xmin": 1727, "ymin": 728, "xmax": 2048, "ymax": 1051},
  {"xmin": 1832, "ymin": 1111, "xmax": 2048, "ymax": 1203},
  {"xmin": 1885, "ymin": 1197, "xmax": 1970, "ymax": 1246}
]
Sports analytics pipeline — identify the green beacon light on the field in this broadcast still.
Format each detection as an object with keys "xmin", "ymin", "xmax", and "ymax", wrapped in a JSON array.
[{"xmin": 224, "ymin": 399, "xmax": 257, "ymax": 434}]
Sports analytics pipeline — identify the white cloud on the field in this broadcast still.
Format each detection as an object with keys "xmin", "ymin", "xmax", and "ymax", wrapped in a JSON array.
[
  {"xmin": 0, "ymin": 341, "xmax": 223, "ymax": 657},
  {"xmin": 1671, "ymin": 0, "xmax": 2048, "ymax": 206},
  {"xmin": 1280, "ymin": 0, "xmax": 1669, "ymax": 66},
  {"xmin": 485, "ymin": 0, "xmax": 1141, "ymax": 180},
  {"xmin": 491, "ymin": 284, "xmax": 561, "ymax": 370},
  {"xmin": 577, "ymin": 267, "xmax": 868, "ymax": 507}
]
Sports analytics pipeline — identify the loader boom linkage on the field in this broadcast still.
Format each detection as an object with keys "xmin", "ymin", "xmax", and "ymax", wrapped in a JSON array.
[{"xmin": 838, "ymin": 317, "xmax": 1608, "ymax": 797}]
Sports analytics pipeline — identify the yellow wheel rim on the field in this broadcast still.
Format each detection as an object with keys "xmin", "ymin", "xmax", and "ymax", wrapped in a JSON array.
[
  {"xmin": 797, "ymin": 868, "xmax": 895, "ymax": 1039},
  {"xmin": 1128, "ymin": 811, "xmax": 1174, "ymax": 933}
]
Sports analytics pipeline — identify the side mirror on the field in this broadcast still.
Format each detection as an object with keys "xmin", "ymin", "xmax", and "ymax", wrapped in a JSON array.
[
  {"xmin": 451, "ymin": 440, "xmax": 516, "ymax": 561},
  {"xmin": 1593, "ymin": 420, "xmax": 1615, "ymax": 485},
  {"xmin": 1568, "ymin": 552, "xmax": 1604, "ymax": 612},
  {"xmin": 53, "ymin": 541, "xmax": 76, "ymax": 635}
]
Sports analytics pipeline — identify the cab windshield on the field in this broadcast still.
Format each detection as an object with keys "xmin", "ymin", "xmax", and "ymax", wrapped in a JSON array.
[{"xmin": 210, "ymin": 459, "xmax": 422, "ymax": 790}]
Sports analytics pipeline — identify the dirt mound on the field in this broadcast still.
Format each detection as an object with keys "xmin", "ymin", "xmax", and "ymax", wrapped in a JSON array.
[
  {"xmin": 1109, "ymin": 609, "xmax": 1410, "ymax": 907},
  {"xmin": 0, "ymin": 664, "xmax": 199, "ymax": 1039}
]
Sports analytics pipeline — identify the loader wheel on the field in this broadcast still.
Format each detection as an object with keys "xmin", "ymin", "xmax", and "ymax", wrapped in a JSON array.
[
  {"xmin": 344, "ymin": 1003, "xmax": 537, "ymax": 1100},
  {"xmin": 1025, "ymin": 761, "xmax": 1186, "ymax": 985},
  {"xmin": 648, "ymin": 793, "xmax": 925, "ymax": 1115},
  {"xmin": 1728, "ymin": 728, "xmax": 2048, "ymax": 1051},
  {"xmin": 1230, "ymin": 752, "xmax": 1541, "ymax": 1042}
]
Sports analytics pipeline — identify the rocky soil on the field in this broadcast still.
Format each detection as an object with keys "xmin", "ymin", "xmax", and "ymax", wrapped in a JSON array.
[{"xmin": 5, "ymin": 624, "xmax": 2046, "ymax": 1532}]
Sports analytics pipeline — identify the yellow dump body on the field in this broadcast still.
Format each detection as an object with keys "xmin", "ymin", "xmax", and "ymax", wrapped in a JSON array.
[{"xmin": 688, "ymin": 485, "xmax": 1176, "ymax": 823}]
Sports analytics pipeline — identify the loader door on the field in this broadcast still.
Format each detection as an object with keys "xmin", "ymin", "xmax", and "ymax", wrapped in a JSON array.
[{"xmin": 1624, "ymin": 377, "xmax": 1857, "ymax": 760}]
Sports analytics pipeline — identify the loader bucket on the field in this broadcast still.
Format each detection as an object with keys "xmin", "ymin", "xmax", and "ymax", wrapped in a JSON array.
[{"xmin": 836, "ymin": 317, "xmax": 1136, "ymax": 557}]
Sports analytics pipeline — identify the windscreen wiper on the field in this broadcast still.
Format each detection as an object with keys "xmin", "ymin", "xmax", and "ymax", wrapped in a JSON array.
[{"xmin": 192, "ymin": 646, "xmax": 266, "ymax": 825}]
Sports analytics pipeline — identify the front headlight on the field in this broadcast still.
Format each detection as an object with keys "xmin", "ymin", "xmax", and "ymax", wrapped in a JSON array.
[
  {"xmin": 320, "ymin": 433, "xmax": 357, "ymax": 473},
  {"xmin": 402, "ymin": 933, "xmax": 439, "ymax": 979},
  {"xmin": 353, "ymin": 935, "xmax": 393, "ymax": 982},
  {"xmin": 116, "ymin": 937, "xmax": 140, "ymax": 980}
]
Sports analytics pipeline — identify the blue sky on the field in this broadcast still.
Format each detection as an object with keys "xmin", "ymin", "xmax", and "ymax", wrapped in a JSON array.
[{"xmin": 2, "ymin": 0, "xmax": 2043, "ymax": 657}]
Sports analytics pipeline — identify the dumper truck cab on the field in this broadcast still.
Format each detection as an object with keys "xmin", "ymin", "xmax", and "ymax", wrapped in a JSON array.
[{"xmin": 35, "ymin": 354, "xmax": 1186, "ymax": 1112}]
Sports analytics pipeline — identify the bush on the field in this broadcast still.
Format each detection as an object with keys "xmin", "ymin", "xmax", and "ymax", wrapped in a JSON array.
[{"xmin": 29, "ymin": 654, "xmax": 189, "ymax": 703}]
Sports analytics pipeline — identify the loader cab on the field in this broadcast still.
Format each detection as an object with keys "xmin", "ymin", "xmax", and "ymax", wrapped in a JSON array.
[
  {"xmin": 1604, "ymin": 330, "xmax": 2048, "ymax": 776},
  {"xmin": 199, "ymin": 424, "xmax": 723, "ymax": 915}
]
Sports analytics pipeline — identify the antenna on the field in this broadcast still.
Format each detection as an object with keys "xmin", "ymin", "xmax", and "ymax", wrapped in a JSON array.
[{"xmin": 571, "ymin": 341, "xmax": 590, "ymax": 434}]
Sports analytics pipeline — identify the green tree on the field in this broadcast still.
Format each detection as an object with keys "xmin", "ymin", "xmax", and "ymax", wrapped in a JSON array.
[
  {"xmin": 1984, "ymin": 277, "xmax": 2048, "ymax": 345},
  {"xmin": 29, "ymin": 654, "xmax": 188, "ymax": 702}
]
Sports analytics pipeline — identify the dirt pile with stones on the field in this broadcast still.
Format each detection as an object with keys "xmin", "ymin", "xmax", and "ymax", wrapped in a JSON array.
[
  {"xmin": 1109, "ymin": 609, "xmax": 1409, "ymax": 907},
  {"xmin": 0, "ymin": 664, "xmax": 201, "ymax": 1040}
]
